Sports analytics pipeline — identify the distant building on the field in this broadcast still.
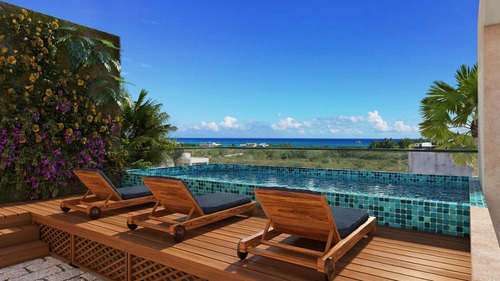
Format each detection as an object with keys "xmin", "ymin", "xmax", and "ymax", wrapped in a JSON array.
[
  {"xmin": 413, "ymin": 142, "xmax": 435, "ymax": 149},
  {"xmin": 199, "ymin": 142, "xmax": 221, "ymax": 148}
]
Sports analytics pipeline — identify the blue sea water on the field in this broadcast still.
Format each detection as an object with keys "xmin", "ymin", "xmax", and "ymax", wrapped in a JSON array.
[{"xmin": 173, "ymin": 138, "xmax": 399, "ymax": 147}]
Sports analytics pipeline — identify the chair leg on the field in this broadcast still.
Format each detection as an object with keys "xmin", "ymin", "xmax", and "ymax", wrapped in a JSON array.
[
  {"xmin": 323, "ymin": 258, "xmax": 335, "ymax": 281},
  {"xmin": 237, "ymin": 240, "xmax": 249, "ymax": 260}
]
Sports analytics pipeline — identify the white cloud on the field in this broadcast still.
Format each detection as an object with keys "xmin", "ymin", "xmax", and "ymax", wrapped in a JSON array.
[
  {"xmin": 192, "ymin": 121, "xmax": 219, "ymax": 131},
  {"xmin": 367, "ymin": 111, "xmax": 390, "ymax": 131},
  {"xmin": 271, "ymin": 117, "xmax": 308, "ymax": 131},
  {"xmin": 393, "ymin": 121, "xmax": 418, "ymax": 132},
  {"xmin": 329, "ymin": 128, "xmax": 341, "ymax": 133},
  {"xmin": 139, "ymin": 63, "xmax": 152, "ymax": 68},
  {"xmin": 367, "ymin": 111, "xmax": 418, "ymax": 133},
  {"xmin": 219, "ymin": 116, "xmax": 244, "ymax": 129},
  {"xmin": 339, "ymin": 116, "xmax": 364, "ymax": 123},
  {"xmin": 202, "ymin": 121, "xmax": 219, "ymax": 131}
]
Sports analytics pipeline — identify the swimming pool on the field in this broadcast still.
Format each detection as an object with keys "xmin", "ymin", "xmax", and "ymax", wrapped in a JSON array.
[{"xmin": 121, "ymin": 164, "xmax": 486, "ymax": 237}]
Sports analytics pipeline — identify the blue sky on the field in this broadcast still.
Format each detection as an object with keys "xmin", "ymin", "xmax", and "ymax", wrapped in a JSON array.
[{"xmin": 10, "ymin": 0, "xmax": 478, "ymax": 138}]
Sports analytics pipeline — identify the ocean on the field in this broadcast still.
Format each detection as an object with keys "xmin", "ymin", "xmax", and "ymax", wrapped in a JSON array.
[{"xmin": 173, "ymin": 138, "xmax": 401, "ymax": 147}]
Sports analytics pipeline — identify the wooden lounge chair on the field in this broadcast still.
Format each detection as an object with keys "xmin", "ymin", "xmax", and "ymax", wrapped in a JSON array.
[
  {"xmin": 237, "ymin": 187, "xmax": 376, "ymax": 281},
  {"xmin": 127, "ymin": 176, "xmax": 258, "ymax": 242},
  {"xmin": 60, "ymin": 169, "xmax": 156, "ymax": 220}
]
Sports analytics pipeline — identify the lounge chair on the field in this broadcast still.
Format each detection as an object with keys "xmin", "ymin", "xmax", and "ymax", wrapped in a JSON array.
[
  {"xmin": 237, "ymin": 187, "xmax": 376, "ymax": 281},
  {"xmin": 60, "ymin": 169, "xmax": 156, "ymax": 220},
  {"xmin": 127, "ymin": 176, "xmax": 258, "ymax": 242}
]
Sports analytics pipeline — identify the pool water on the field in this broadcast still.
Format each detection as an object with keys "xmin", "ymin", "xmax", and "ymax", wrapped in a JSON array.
[
  {"xmin": 122, "ymin": 164, "xmax": 479, "ymax": 237},
  {"xmin": 154, "ymin": 167, "xmax": 469, "ymax": 203}
]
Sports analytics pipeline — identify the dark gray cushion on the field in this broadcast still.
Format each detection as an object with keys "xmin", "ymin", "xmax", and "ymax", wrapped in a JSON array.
[
  {"xmin": 330, "ymin": 206, "xmax": 369, "ymax": 238},
  {"xmin": 116, "ymin": 185, "xmax": 152, "ymax": 200},
  {"xmin": 195, "ymin": 193, "xmax": 252, "ymax": 214}
]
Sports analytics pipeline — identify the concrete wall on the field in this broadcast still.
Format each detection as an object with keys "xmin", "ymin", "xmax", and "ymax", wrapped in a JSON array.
[
  {"xmin": 478, "ymin": 0, "xmax": 500, "ymax": 241},
  {"xmin": 408, "ymin": 152, "xmax": 472, "ymax": 176}
]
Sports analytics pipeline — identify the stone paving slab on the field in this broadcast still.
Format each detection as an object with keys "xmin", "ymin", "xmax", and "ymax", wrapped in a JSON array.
[{"xmin": 0, "ymin": 256, "xmax": 103, "ymax": 281}]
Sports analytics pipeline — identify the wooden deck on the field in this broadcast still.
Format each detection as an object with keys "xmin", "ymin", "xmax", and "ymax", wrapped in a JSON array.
[{"xmin": 0, "ymin": 197, "xmax": 471, "ymax": 280}]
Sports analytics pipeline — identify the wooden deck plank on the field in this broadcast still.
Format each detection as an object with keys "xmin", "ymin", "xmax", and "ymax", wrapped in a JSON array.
[{"xmin": 0, "ymin": 197, "xmax": 471, "ymax": 281}]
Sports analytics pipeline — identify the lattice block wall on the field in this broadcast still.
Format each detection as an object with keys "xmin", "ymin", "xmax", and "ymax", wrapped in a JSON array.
[
  {"xmin": 34, "ymin": 220, "xmax": 205, "ymax": 280},
  {"xmin": 131, "ymin": 256, "xmax": 206, "ymax": 281},
  {"xmin": 74, "ymin": 236, "xmax": 127, "ymax": 280},
  {"xmin": 37, "ymin": 223, "xmax": 72, "ymax": 261}
]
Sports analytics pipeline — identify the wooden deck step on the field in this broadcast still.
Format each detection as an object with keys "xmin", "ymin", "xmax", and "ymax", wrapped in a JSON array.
[
  {"xmin": 0, "ymin": 240, "xmax": 48, "ymax": 268},
  {"xmin": 0, "ymin": 212, "xmax": 31, "ymax": 228},
  {"xmin": 0, "ymin": 225, "xmax": 40, "ymax": 248}
]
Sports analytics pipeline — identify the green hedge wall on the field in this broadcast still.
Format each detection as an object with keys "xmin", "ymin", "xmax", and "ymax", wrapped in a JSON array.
[{"xmin": 0, "ymin": 2, "xmax": 124, "ymax": 202}]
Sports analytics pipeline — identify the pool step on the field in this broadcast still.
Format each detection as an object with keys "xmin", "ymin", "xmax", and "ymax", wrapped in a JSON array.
[{"xmin": 0, "ymin": 212, "xmax": 48, "ymax": 268}]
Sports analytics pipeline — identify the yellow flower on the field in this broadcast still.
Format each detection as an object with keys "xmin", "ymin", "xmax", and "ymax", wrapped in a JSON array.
[
  {"xmin": 74, "ymin": 106, "xmax": 78, "ymax": 113},
  {"xmin": 7, "ymin": 56, "xmax": 16, "ymax": 64},
  {"xmin": 77, "ymin": 80, "xmax": 84, "ymax": 86},
  {"xmin": 99, "ymin": 126, "xmax": 106, "ymax": 132},
  {"xmin": 66, "ymin": 128, "xmax": 73, "ymax": 135},
  {"xmin": 114, "ymin": 116, "xmax": 121, "ymax": 122},
  {"xmin": 81, "ymin": 137, "xmax": 87, "ymax": 145},
  {"xmin": 19, "ymin": 137, "xmax": 26, "ymax": 144},
  {"xmin": 35, "ymin": 37, "xmax": 43, "ymax": 47},
  {"xmin": 87, "ymin": 115, "xmax": 93, "ymax": 122},
  {"xmin": 29, "ymin": 73, "xmax": 38, "ymax": 83},
  {"xmin": 36, "ymin": 134, "xmax": 42, "ymax": 143},
  {"xmin": 0, "ymin": 47, "xmax": 6, "ymax": 54},
  {"xmin": 7, "ymin": 88, "xmax": 14, "ymax": 94},
  {"xmin": 27, "ymin": 18, "xmax": 31, "ymax": 22},
  {"xmin": 24, "ymin": 92, "xmax": 29, "ymax": 97},
  {"xmin": 107, "ymin": 152, "xmax": 112, "ymax": 158},
  {"xmin": 57, "ymin": 123, "xmax": 64, "ymax": 130},
  {"xmin": 108, "ymin": 141, "xmax": 113, "ymax": 147},
  {"xmin": 43, "ymin": 96, "xmax": 49, "ymax": 102},
  {"xmin": 18, "ymin": 14, "xmax": 24, "ymax": 21},
  {"xmin": 25, "ymin": 85, "xmax": 34, "ymax": 92},
  {"xmin": 42, "ymin": 47, "xmax": 48, "ymax": 54},
  {"xmin": 12, "ymin": 19, "xmax": 16, "ymax": 24},
  {"xmin": 124, "ymin": 150, "xmax": 129, "ymax": 156},
  {"xmin": 51, "ymin": 21, "xmax": 59, "ymax": 29},
  {"xmin": 45, "ymin": 89, "xmax": 52, "ymax": 96},
  {"xmin": 9, "ymin": 105, "xmax": 16, "ymax": 110},
  {"xmin": 21, "ymin": 9, "xmax": 29, "ymax": 17},
  {"xmin": 92, "ymin": 132, "xmax": 98, "ymax": 138},
  {"xmin": 32, "ymin": 124, "xmax": 40, "ymax": 132},
  {"xmin": 74, "ymin": 123, "xmax": 79, "ymax": 129}
]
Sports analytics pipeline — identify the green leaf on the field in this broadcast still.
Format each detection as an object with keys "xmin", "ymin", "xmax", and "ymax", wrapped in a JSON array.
[
  {"xmin": 110, "ymin": 75, "xmax": 135, "ymax": 86},
  {"xmin": 96, "ymin": 38, "xmax": 121, "ymax": 50},
  {"xmin": 58, "ymin": 25, "xmax": 77, "ymax": 31}
]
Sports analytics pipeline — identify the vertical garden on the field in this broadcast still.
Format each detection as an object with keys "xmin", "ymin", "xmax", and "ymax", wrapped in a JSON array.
[{"xmin": 0, "ymin": 2, "xmax": 124, "ymax": 202}]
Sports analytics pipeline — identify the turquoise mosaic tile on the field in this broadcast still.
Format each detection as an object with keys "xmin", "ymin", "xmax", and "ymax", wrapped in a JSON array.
[
  {"xmin": 121, "ymin": 164, "xmax": 483, "ymax": 237},
  {"xmin": 469, "ymin": 178, "xmax": 487, "ymax": 208}
]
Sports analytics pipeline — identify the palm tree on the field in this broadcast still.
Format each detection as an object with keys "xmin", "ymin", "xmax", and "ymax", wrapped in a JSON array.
[
  {"xmin": 121, "ymin": 88, "xmax": 177, "ymax": 168},
  {"xmin": 419, "ymin": 64, "xmax": 478, "ymax": 166}
]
